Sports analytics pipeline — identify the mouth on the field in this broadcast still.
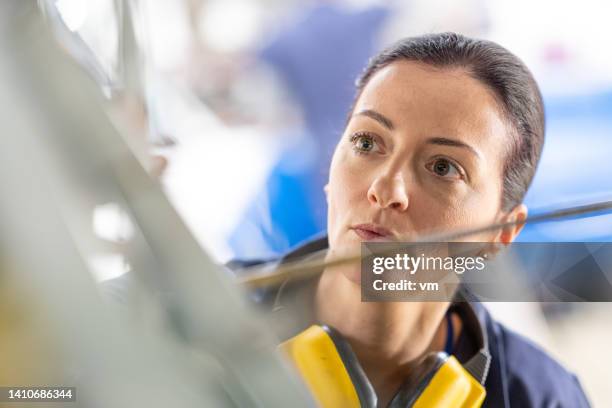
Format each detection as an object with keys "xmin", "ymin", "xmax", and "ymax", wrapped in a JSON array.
[{"xmin": 350, "ymin": 223, "xmax": 394, "ymax": 241}]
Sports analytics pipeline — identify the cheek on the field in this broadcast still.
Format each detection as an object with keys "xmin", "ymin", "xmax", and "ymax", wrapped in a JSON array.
[
  {"xmin": 407, "ymin": 181, "xmax": 501, "ymax": 238},
  {"xmin": 435, "ymin": 187, "xmax": 502, "ymax": 239},
  {"xmin": 326, "ymin": 152, "xmax": 369, "ymax": 234}
]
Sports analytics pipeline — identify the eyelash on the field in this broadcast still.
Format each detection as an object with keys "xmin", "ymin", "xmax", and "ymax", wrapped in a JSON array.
[
  {"xmin": 426, "ymin": 157, "xmax": 466, "ymax": 181},
  {"xmin": 349, "ymin": 131, "xmax": 379, "ymax": 155}
]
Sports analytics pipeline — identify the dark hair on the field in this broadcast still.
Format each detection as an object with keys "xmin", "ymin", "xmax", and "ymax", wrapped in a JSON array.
[{"xmin": 353, "ymin": 32, "xmax": 545, "ymax": 211}]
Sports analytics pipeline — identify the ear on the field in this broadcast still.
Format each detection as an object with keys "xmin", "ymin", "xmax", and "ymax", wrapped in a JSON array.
[{"xmin": 497, "ymin": 204, "xmax": 528, "ymax": 245}]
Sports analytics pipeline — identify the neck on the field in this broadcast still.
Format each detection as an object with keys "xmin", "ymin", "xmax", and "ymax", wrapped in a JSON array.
[{"xmin": 314, "ymin": 265, "xmax": 455, "ymax": 406}]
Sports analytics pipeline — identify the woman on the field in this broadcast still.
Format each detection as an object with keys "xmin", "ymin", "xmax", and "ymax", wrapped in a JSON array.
[{"xmin": 253, "ymin": 33, "xmax": 590, "ymax": 407}]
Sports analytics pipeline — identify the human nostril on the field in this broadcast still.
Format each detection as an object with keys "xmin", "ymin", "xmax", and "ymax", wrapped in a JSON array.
[
  {"xmin": 388, "ymin": 185, "xmax": 409, "ymax": 211},
  {"xmin": 388, "ymin": 195, "xmax": 409, "ymax": 212},
  {"xmin": 368, "ymin": 189, "xmax": 378, "ymax": 205}
]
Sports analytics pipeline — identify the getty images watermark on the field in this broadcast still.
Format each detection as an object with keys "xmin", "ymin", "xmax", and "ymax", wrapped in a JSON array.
[
  {"xmin": 361, "ymin": 242, "xmax": 487, "ymax": 301},
  {"xmin": 371, "ymin": 251, "xmax": 486, "ymax": 290},
  {"xmin": 361, "ymin": 242, "xmax": 612, "ymax": 302}
]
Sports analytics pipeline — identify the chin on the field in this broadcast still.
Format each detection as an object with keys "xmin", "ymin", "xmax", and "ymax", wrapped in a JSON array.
[
  {"xmin": 326, "ymin": 247, "xmax": 362, "ymax": 286},
  {"xmin": 339, "ymin": 266, "xmax": 362, "ymax": 286},
  {"xmin": 327, "ymin": 229, "xmax": 368, "ymax": 275}
]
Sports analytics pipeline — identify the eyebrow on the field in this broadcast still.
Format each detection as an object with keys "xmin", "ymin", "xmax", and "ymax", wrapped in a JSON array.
[
  {"xmin": 427, "ymin": 137, "xmax": 481, "ymax": 159},
  {"xmin": 354, "ymin": 109, "xmax": 395, "ymax": 130},
  {"xmin": 353, "ymin": 109, "xmax": 481, "ymax": 158}
]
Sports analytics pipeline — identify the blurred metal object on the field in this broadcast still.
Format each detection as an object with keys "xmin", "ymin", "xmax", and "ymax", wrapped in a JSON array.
[
  {"xmin": 40, "ymin": 0, "xmax": 173, "ymax": 152},
  {"xmin": 0, "ymin": 1, "xmax": 312, "ymax": 406},
  {"xmin": 39, "ymin": 0, "xmax": 142, "ymax": 98},
  {"xmin": 39, "ymin": 0, "xmax": 120, "ymax": 94}
]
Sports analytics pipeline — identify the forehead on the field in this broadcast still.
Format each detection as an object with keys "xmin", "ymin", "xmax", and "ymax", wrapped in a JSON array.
[{"xmin": 354, "ymin": 61, "xmax": 510, "ymax": 151}]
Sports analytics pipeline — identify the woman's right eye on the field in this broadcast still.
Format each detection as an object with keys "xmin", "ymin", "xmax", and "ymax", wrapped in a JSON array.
[{"xmin": 349, "ymin": 132, "xmax": 380, "ymax": 155}]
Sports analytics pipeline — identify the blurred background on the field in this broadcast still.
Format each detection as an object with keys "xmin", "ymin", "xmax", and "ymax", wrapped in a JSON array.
[
  {"xmin": 3, "ymin": 0, "xmax": 612, "ymax": 406},
  {"xmin": 43, "ymin": 0, "xmax": 612, "ymax": 264},
  {"xmin": 46, "ymin": 0, "xmax": 612, "ymax": 262}
]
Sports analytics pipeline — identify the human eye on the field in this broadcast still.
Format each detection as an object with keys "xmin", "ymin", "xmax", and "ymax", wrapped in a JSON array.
[
  {"xmin": 349, "ymin": 132, "xmax": 381, "ymax": 155},
  {"xmin": 426, "ymin": 157, "xmax": 465, "ymax": 181}
]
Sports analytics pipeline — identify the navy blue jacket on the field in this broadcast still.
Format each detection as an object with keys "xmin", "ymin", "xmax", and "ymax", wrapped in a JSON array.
[{"xmin": 471, "ymin": 301, "xmax": 589, "ymax": 407}]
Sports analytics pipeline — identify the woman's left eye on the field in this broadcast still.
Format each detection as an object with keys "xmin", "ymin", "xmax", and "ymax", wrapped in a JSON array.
[{"xmin": 427, "ymin": 158, "xmax": 464, "ymax": 180}]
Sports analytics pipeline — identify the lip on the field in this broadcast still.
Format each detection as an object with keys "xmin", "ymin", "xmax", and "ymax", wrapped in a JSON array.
[{"xmin": 350, "ymin": 223, "xmax": 394, "ymax": 241}]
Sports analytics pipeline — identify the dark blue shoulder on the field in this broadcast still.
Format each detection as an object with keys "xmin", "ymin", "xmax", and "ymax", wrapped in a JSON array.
[{"xmin": 486, "ymin": 314, "xmax": 591, "ymax": 408}]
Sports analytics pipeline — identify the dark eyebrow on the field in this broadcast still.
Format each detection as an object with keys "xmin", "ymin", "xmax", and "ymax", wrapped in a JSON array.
[
  {"xmin": 354, "ymin": 109, "xmax": 394, "ymax": 130},
  {"xmin": 427, "ymin": 137, "xmax": 481, "ymax": 159}
]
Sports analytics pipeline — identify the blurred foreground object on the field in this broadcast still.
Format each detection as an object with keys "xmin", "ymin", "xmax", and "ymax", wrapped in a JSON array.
[{"xmin": 0, "ymin": 1, "xmax": 311, "ymax": 406}]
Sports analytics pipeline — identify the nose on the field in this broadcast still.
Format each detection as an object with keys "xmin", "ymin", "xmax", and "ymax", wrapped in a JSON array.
[{"xmin": 367, "ymin": 172, "xmax": 409, "ymax": 211}]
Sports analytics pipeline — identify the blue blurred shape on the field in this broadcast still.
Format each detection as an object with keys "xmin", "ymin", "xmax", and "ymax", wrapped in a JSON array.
[
  {"xmin": 519, "ymin": 90, "xmax": 612, "ymax": 242},
  {"xmin": 229, "ymin": 3, "xmax": 389, "ymax": 258}
]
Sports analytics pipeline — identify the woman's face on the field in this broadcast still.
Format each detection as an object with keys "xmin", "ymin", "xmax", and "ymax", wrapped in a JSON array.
[{"xmin": 327, "ymin": 61, "xmax": 520, "ymax": 272}]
